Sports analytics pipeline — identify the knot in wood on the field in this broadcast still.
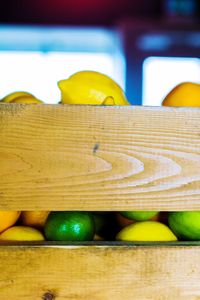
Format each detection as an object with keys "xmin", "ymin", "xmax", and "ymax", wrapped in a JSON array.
[{"xmin": 42, "ymin": 292, "xmax": 55, "ymax": 300}]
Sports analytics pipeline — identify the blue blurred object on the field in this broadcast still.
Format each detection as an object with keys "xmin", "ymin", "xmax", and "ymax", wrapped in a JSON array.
[
  {"xmin": 0, "ymin": 25, "xmax": 117, "ymax": 53},
  {"xmin": 120, "ymin": 19, "xmax": 200, "ymax": 105},
  {"xmin": 164, "ymin": 0, "xmax": 197, "ymax": 17}
]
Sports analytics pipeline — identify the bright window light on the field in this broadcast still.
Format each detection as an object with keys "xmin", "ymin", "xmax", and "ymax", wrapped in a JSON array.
[
  {"xmin": 0, "ymin": 26, "xmax": 125, "ymax": 103},
  {"xmin": 142, "ymin": 57, "xmax": 200, "ymax": 106},
  {"xmin": 0, "ymin": 51, "xmax": 124, "ymax": 104}
]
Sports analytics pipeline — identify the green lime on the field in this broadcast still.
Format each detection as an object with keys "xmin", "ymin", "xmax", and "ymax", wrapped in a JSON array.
[
  {"xmin": 44, "ymin": 212, "xmax": 95, "ymax": 241},
  {"xmin": 168, "ymin": 212, "xmax": 200, "ymax": 240},
  {"xmin": 121, "ymin": 211, "xmax": 159, "ymax": 221}
]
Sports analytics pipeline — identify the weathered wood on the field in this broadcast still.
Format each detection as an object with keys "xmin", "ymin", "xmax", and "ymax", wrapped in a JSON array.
[
  {"xmin": 0, "ymin": 104, "xmax": 200, "ymax": 210},
  {"xmin": 0, "ymin": 245, "xmax": 199, "ymax": 299}
]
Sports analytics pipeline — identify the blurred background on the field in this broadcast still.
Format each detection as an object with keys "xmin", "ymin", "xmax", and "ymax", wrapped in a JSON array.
[{"xmin": 0, "ymin": 0, "xmax": 200, "ymax": 105}]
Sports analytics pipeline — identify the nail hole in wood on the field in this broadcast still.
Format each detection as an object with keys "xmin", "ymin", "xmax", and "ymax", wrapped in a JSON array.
[
  {"xmin": 93, "ymin": 143, "xmax": 100, "ymax": 154},
  {"xmin": 42, "ymin": 292, "xmax": 55, "ymax": 300}
]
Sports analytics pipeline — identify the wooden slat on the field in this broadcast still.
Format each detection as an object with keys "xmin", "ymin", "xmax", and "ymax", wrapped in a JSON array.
[
  {"xmin": 0, "ymin": 245, "xmax": 200, "ymax": 299},
  {"xmin": 0, "ymin": 104, "xmax": 200, "ymax": 210}
]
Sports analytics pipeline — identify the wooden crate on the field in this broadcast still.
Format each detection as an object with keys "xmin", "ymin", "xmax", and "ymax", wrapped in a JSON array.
[{"xmin": 0, "ymin": 104, "xmax": 200, "ymax": 300}]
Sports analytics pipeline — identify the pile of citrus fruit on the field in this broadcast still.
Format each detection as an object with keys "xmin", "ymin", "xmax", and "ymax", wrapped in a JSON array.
[
  {"xmin": 0, "ymin": 211, "xmax": 200, "ymax": 242},
  {"xmin": 1, "ymin": 71, "xmax": 200, "ymax": 242},
  {"xmin": 0, "ymin": 71, "xmax": 130, "ymax": 106},
  {"xmin": 1, "ymin": 70, "xmax": 199, "ymax": 107}
]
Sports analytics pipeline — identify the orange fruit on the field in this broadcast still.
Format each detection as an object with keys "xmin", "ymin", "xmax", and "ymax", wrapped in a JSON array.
[
  {"xmin": 20, "ymin": 211, "xmax": 50, "ymax": 229},
  {"xmin": 93, "ymin": 234, "xmax": 104, "ymax": 241},
  {"xmin": 0, "ymin": 211, "xmax": 21, "ymax": 233},
  {"xmin": 162, "ymin": 82, "xmax": 200, "ymax": 107},
  {"xmin": 115, "ymin": 213, "xmax": 135, "ymax": 228}
]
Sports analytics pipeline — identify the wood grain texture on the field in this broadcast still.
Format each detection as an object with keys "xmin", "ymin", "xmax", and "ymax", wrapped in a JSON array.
[
  {"xmin": 0, "ymin": 104, "xmax": 200, "ymax": 210},
  {"xmin": 0, "ymin": 245, "xmax": 200, "ymax": 299}
]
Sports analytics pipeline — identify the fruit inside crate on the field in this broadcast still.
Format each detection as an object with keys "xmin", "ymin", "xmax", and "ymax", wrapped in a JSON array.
[
  {"xmin": 0, "ymin": 211, "xmax": 200, "ymax": 243},
  {"xmin": 1, "ymin": 62, "xmax": 200, "ymax": 300}
]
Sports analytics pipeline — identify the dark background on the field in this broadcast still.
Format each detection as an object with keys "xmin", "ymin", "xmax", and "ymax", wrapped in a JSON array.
[{"xmin": 0, "ymin": 0, "xmax": 167, "ymax": 26}]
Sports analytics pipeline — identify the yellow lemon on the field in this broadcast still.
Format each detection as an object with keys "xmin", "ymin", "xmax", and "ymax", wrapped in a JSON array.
[
  {"xmin": 102, "ymin": 96, "xmax": 115, "ymax": 105},
  {"xmin": 162, "ymin": 82, "xmax": 200, "ymax": 107},
  {"xmin": 20, "ymin": 211, "xmax": 50, "ymax": 229},
  {"xmin": 0, "ymin": 211, "xmax": 21, "ymax": 233},
  {"xmin": 58, "ymin": 71, "xmax": 130, "ymax": 105},
  {"xmin": 10, "ymin": 96, "xmax": 43, "ymax": 104},
  {"xmin": 0, "ymin": 226, "xmax": 44, "ymax": 241},
  {"xmin": 116, "ymin": 221, "xmax": 177, "ymax": 242},
  {"xmin": 1, "ymin": 91, "xmax": 35, "ymax": 103}
]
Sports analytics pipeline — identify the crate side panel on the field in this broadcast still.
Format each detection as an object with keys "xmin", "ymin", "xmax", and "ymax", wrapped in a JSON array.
[
  {"xmin": 0, "ymin": 246, "xmax": 200, "ymax": 299},
  {"xmin": 0, "ymin": 104, "xmax": 200, "ymax": 210}
]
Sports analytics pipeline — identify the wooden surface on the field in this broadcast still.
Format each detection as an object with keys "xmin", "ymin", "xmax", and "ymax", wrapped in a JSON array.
[
  {"xmin": 0, "ymin": 104, "xmax": 200, "ymax": 210},
  {"xmin": 0, "ymin": 245, "xmax": 199, "ymax": 299}
]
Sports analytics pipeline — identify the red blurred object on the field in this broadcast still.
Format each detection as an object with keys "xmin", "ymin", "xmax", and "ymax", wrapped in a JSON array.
[
  {"xmin": 0, "ymin": 0, "xmax": 162, "ymax": 25},
  {"xmin": 115, "ymin": 213, "xmax": 135, "ymax": 228}
]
